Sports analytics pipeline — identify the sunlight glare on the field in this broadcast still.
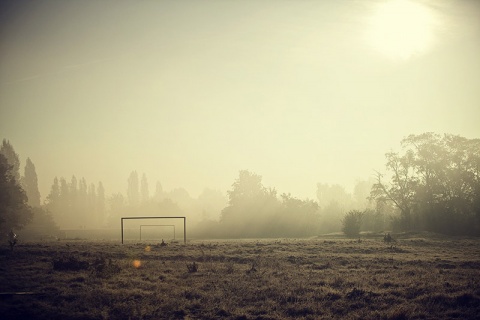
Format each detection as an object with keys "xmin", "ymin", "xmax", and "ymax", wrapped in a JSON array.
[
  {"xmin": 366, "ymin": 0, "xmax": 436, "ymax": 60},
  {"xmin": 132, "ymin": 260, "xmax": 142, "ymax": 268}
]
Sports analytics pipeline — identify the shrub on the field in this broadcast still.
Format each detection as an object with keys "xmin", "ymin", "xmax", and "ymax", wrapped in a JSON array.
[
  {"xmin": 186, "ymin": 262, "xmax": 198, "ymax": 273},
  {"xmin": 342, "ymin": 210, "xmax": 363, "ymax": 238}
]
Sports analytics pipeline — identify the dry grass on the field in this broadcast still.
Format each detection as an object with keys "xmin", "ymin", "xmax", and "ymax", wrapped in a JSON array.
[{"xmin": 0, "ymin": 234, "xmax": 479, "ymax": 319}]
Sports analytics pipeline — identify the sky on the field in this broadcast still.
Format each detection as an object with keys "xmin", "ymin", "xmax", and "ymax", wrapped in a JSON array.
[{"xmin": 1, "ymin": 0, "xmax": 479, "ymax": 202}]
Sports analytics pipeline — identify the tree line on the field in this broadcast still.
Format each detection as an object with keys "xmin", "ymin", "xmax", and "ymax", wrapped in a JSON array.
[
  {"xmin": 43, "ymin": 171, "xmax": 228, "ymax": 230},
  {"xmin": 1, "ymin": 133, "xmax": 479, "ymax": 238},
  {"xmin": 105, "ymin": 170, "xmax": 227, "ymax": 229},
  {"xmin": 193, "ymin": 170, "xmax": 380, "ymax": 238},
  {"xmin": 196, "ymin": 133, "xmax": 480, "ymax": 237},
  {"xmin": 44, "ymin": 176, "xmax": 105, "ymax": 229}
]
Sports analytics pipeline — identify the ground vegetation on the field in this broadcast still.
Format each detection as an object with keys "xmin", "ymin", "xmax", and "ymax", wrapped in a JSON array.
[{"xmin": 1, "ymin": 234, "xmax": 479, "ymax": 319}]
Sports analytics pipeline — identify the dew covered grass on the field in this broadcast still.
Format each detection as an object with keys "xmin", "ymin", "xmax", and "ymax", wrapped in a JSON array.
[{"xmin": 1, "ymin": 234, "xmax": 479, "ymax": 319}]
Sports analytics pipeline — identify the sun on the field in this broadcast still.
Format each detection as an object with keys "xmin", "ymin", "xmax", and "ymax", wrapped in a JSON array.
[{"xmin": 365, "ymin": 0, "xmax": 436, "ymax": 60}]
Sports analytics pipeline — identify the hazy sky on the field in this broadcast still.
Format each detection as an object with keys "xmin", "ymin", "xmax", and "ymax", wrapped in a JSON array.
[{"xmin": 1, "ymin": 0, "xmax": 479, "ymax": 202}]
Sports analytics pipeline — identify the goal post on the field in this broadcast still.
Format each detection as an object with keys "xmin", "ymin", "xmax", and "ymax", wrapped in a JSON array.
[{"xmin": 121, "ymin": 216, "xmax": 186, "ymax": 244}]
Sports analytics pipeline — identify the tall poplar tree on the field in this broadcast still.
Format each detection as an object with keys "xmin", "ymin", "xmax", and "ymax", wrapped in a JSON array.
[
  {"xmin": 22, "ymin": 158, "xmax": 41, "ymax": 207},
  {"xmin": 78, "ymin": 177, "xmax": 88, "ymax": 218},
  {"xmin": 97, "ymin": 181, "xmax": 105, "ymax": 226},
  {"xmin": 154, "ymin": 181, "xmax": 165, "ymax": 202},
  {"xmin": 70, "ymin": 175, "xmax": 78, "ymax": 215},
  {"xmin": 45, "ymin": 177, "xmax": 60, "ymax": 213},
  {"xmin": 127, "ymin": 171, "xmax": 139, "ymax": 206},
  {"xmin": 58, "ymin": 177, "xmax": 70, "ymax": 227},
  {"xmin": 87, "ymin": 183, "xmax": 96, "ymax": 226},
  {"xmin": 141, "ymin": 173, "xmax": 149, "ymax": 203}
]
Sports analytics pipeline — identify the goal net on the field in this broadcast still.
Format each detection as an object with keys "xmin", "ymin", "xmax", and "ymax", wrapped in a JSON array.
[{"xmin": 121, "ymin": 216, "xmax": 186, "ymax": 244}]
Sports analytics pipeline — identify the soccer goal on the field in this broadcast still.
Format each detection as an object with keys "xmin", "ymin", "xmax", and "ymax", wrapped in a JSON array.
[{"xmin": 121, "ymin": 216, "xmax": 186, "ymax": 244}]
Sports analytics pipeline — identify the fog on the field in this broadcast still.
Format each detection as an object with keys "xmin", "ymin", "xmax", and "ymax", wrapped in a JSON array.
[{"xmin": 1, "ymin": 0, "xmax": 479, "ymax": 218}]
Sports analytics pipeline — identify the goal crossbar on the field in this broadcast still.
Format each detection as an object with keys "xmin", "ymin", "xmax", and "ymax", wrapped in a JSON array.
[{"xmin": 121, "ymin": 216, "xmax": 186, "ymax": 244}]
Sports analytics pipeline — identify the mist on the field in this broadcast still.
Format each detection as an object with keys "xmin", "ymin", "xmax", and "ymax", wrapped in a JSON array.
[{"xmin": 1, "ymin": 1, "xmax": 480, "ymax": 238}]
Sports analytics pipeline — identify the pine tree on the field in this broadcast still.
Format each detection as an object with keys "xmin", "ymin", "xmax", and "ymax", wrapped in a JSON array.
[
  {"xmin": 0, "ymin": 154, "xmax": 33, "ymax": 234},
  {"xmin": 22, "ymin": 158, "xmax": 41, "ymax": 207},
  {"xmin": 0, "ymin": 139, "xmax": 20, "ymax": 182}
]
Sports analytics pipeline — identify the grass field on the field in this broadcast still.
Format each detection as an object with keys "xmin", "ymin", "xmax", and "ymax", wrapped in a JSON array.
[{"xmin": 1, "ymin": 234, "xmax": 479, "ymax": 319}]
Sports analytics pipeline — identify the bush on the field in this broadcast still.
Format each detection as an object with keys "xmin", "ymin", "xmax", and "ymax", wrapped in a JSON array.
[
  {"xmin": 342, "ymin": 210, "xmax": 363, "ymax": 238},
  {"xmin": 186, "ymin": 262, "xmax": 198, "ymax": 273}
]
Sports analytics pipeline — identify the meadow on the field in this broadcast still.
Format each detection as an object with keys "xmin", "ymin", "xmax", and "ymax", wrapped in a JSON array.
[{"xmin": 1, "ymin": 233, "xmax": 479, "ymax": 320}]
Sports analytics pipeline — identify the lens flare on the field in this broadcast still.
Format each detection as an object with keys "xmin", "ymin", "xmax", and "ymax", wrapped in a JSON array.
[{"xmin": 132, "ymin": 260, "xmax": 142, "ymax": 268}]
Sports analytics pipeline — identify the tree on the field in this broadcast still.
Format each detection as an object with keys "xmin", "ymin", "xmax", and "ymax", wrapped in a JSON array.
[
  {"xmin": 87, "ymin": 183, "xmax": 96, "ymax": 226},
  {"xmin": 197, "ymin": 188, "xmax": 227, "ymax": 221},
  {"xmin": 370, "ymin": 151, "xmax": 418, "ymax": 230},
  {"xmin": 154, "ymin": 181, "xmax": 166, "ymax": 202},
  {"xmin": 316, "ymin": 183, "xmax": 352, "ymax": 210},
  {"xmin": 407, "ymin": 133, "xmax": 480, "ymax": 234},
  {"xmin": 0, "ymin": 154, "xmax": 33, "ymax": 235},
  {"xmin": 316, "ymin": 183, "xmax": 354, "ymax": 234},
  {"xmin": 127, "ymin": 171, "xmax": 139, "ymax": 206},
  {"xmin": 220, "ymin": 170, "xmax": 279, "ymax": 237},
  {"xmin": 168, "ymin": 188, "xmax": 193, "ymax": 209},
  {"xmin": 360, "ymin": 208, "xmax": 387, "ymax": 233},
  {"xmin": 78, "ymin": 177, "xmax": 88, "ymax": 218},
  {"xmin": 274, "ymin": 194, "xmax": 320, "ymax": 237},
  {"xmin": 21, "ymin": 158, "xmax": 41, "ymax": 207},
  {"xmin": 0, "ymin": 139, "xmax": 20, "ymax": 182},
  {"xmin": 141, "ymin": 173, "xmax": 149, "ymax": 203},
  {"xmin": 342, "ymin": 210, "xmax": 363, "ymax": 238},
  {"xmin": 58, "ymin": 177, "xmax": 70, "ymax": 227},
  {"xmin": 106, "ymin": 192, "xmax": 127, "ymax": 227},
  {"xmin": 353, "ymin": 179, "xmax": 374, "ymax": 208},
  {"xmin": 226, "ymin": 170, "xmax": 265, "ymax": 208},
  {"xmin": 371, "ymin": 133, "xmax": 480, "ymax": 235},
  {"xmin": 96, "ymin": 182, "xmax": 105, "ymax": 226},
  {"xmin": 45, "ymin": 177, "xmax": 60, "ymax": 210},
  {"xmin": 22, "ymin": 207, "xmax": 60, "ymax": 239},
  {"xmin": 70, "ymin": 175, "xmax": 78, "ymax": 215}
]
